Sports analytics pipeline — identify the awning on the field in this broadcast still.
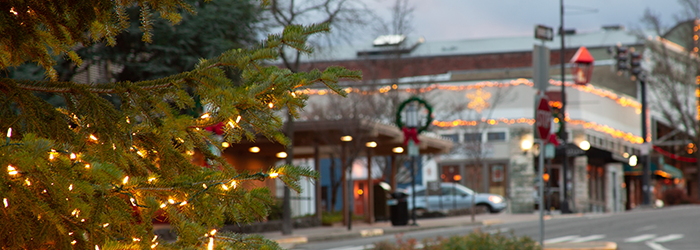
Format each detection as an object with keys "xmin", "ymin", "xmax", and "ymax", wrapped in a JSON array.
[{"xmin": 625, "ymin": 162, "xmax": 683, "ymax": 179}]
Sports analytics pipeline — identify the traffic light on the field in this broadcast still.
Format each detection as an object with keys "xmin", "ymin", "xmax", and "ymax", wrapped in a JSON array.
[
  {"xmin": 614, "ymin": 46, "xmax": 629, "ymax": 73},
  {"xmin": 630, "ymin": 47, "xmax": 642, "ymax": 78}
]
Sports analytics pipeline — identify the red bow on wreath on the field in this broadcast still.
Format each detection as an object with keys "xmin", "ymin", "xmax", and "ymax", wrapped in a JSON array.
[{"xmin": 402, "ymin": 127, "xmax": 420, "ymax": 145}]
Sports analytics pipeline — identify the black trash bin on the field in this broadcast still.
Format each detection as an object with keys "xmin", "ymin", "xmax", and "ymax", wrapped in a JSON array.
[{"xmin": 388, "ymin": 192, "xmax": 409, "ymax": 226}]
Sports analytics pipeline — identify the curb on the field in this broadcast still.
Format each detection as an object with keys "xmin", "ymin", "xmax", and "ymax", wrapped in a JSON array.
[
  {"xmin": 302, "ymin": 221, "xmax": 482, "ymax": 242},
  {"xmin": 544, "ymin": 241, "xmax": 617, "ymax": 250}
]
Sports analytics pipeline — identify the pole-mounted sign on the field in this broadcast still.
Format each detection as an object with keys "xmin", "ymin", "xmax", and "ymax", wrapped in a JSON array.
[{"xmin": 535, "ymin": 95, "xmax": 552, "ymax": 142}]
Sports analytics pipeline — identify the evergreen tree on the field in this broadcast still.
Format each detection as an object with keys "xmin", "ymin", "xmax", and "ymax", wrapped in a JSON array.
[{"xmin": 0, "ymin": 1, "xmax": 360, "ymax": 249}]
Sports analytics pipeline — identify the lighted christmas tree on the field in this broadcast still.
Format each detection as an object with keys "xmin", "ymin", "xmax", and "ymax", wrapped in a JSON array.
[{"xmin": 0, "ymin": 1, "xmax": 360, "ymax": 249}]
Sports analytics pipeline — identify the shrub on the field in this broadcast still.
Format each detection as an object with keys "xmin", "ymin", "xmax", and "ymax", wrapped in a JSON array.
[
  {"xmin": 373, "ymin": 229, "xmax": 540, "ymax": 250},
  {"xmin": 662, "ymin": 188, "xmax": 686, "ymax": 205}
]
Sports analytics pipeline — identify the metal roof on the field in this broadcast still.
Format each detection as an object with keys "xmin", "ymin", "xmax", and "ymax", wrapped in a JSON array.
[{"xmin": 300, "ymin": 29, "xmax": 651, "ymax": 62}]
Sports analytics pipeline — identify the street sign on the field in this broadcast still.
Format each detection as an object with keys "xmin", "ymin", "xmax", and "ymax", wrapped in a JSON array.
[
  {"xmin": 533, "ymin": 45, "xmax": 551, "ymax": 92},
  {"xmin": 535, "ymin": 95, "xmax": 552, "ymax": 141},
  {"xmin": 535, "ymin": 25, "xmax": 553, "ymax": 41}
]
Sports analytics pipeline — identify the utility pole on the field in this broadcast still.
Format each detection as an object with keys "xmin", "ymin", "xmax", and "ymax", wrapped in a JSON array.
[{"xmin": 559, "ymin": 0, "xmax": 571, "ymax": 214}]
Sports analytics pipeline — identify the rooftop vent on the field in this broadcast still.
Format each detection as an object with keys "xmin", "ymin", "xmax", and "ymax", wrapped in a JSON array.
[
  {"xmin": 602, "ymin": 25, "xmax": 625, "ymax": 31},
  {"xmin": 558, "ymin": 29, "xmax": 576, "ymax": 35},
  {"xmin": 373, "ymin": 35, "xmax": 406, "ymax": 47}
]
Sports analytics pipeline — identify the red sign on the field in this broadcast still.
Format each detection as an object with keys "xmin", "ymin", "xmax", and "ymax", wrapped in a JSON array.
[{"xmin": 536, "ymin": 96, "xmax": 552, "ymax": 141}]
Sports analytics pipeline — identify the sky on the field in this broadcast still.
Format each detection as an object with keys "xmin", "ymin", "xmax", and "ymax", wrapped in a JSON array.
[{"xmin": 364, "ymin": 0, "xmax": 687, "ymax": 42}]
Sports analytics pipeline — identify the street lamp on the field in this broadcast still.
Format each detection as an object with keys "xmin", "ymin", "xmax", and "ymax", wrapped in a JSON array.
[
  {"xmin": 341, "ymin": 135, "xmax": 353, "ymax": 230},
  {"xmin": 406, "ymin": 102, "xmax": 419, "ymax": 226},
  {"xmin": 579, "ymin": 140, "xmax": 590, "ymax": 151}
]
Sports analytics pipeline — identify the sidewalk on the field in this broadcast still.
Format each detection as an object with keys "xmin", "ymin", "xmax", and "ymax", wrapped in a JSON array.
[{"xmin": 260, "ymin": 212, "xmax": 617, "ymax": 250}]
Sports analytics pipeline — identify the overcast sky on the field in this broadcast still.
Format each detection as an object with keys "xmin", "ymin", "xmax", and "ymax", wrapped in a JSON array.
[{"xmin": 364, "ymin": 0, "xmax": 687, "ymax": 42}]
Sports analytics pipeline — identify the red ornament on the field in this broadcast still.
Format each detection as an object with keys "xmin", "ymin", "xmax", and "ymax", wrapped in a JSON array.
[{"xmin": 204, "ymin": 122, "xmax": 225, "ymax": 135}]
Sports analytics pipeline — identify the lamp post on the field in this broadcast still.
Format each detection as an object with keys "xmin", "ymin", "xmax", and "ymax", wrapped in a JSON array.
[
  {"xmin": 406, "ymin": 102, "xmax": 419, "ymax": 226},
  {"xmin": 366, "ymin": 141, "xmax": 377, "ymax": 224},
  {"xmin": 341, "ymin": 135, "xmax": 353, "ymax": 230}
]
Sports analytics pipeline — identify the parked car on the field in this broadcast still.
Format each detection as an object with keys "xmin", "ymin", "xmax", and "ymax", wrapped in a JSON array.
[{"xmin": 401, "ymin": 183, "xmax": 506, "ymax": 216}]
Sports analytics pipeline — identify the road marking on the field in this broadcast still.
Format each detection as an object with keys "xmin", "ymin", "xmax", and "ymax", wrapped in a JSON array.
[
  {"xmin": 569, "ymin": 234, "xmax": 605, "ymax": 243},
  {"xmin": 360, "ymin": 229, "xmax": 384, "ymax": 237},
  {"xmin": 326, "ymin": 245, "xmax": 372, "ymax": 250},
  {"xmin": 645, "ymin": 241, "xmax": 670, "ymax": 250},
  {"xmin": 635, "ymin": 225, "xmax": 657, "ymax": 232},
  {"xmin": 544, "ymin": 235, "xmax": 580, "ymax": 244},
  {"xmin": 653, "ymin": 234, "xmax": 683, "ymax": 243},
  {"xmin": 486, "ymin": 227, "xmax": 509, "ymax": 234},
  {"xmin": 624, "ymin": 234, "xmax": 656, "ymax": 243}
]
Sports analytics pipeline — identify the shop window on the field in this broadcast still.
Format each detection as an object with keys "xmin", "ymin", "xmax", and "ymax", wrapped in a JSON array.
[
  {"xmin": 464, "ymin": 133, "xmax": 482, "ymax": 142},
  {"xmin": 487, "ymin": 132, "xmax": 506, "ymax": 142},
  {"xmin": 442, "ymin": 133, "xmax": 459, "ymax": 142}
]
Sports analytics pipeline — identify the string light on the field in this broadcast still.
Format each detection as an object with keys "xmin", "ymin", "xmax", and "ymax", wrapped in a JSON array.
[
  {"xmin": 186, "ymin": 150, "xmax": 195, "ymax": 156},
  {"xmin": 71, "ymin": 240, "xmax": 76, "ymax": 245},
  {"xmin": 269, "ymin": 172, "xmax": 279, "ymax": 178},
  {"xmin": 24, "ymin": 178, "xmax": 31, "ymax": 186},
  {"xmin": 160, "ymin": 203, "xmax": 167, "ymax": 208},
  {"xmin": 268, "ymin": 102, "xmax": 274, "ymax": 109},
  {"xmin": 89, "ymin": 134, "xmax": 98, "ymax": 142},
  {"xmin": 102, "ymin": 223, "xmax": 109, "ymax": 227},
  {"xmin": 179, "ymin": 201, "xmax": 187, "ymax": 206},
  {"xmin": 231, "ymin": 180, "xmax": 237, "ymax": 189},
  {"xmin": 69, "ymin": 184, "xmax": 73, "ymax": 191},
  {"xmin": 236, "ymin": 115, "xmax": 241, "ymax": 123},
  {"xmin": 3, "ymin": 198, "xmax": 8, "ymax": 208},
  {"xmin": 7, "ymin": 165, "xmax": 18, "ymax": 176},
  {"xmin": 85, "ymin": 164, "xmax": 91, "ymax": 169},
  {"xmin": 433, "ymin": 117, "xmax": 643, "ymax": 144},
  {"xmin": 200, "ymin": 113, "xmax": 211, "ymax": 119},
  {"xmin": 148, "ymin": 177, "xmax": 156, "ymax": 183},
  {"xmin": 70, "ymin": 153, "xmax": 77, "ymax": 160},
  {"xmin": 168, "ymin": 198, "xmax": 175, "ymax": 204},
  {"xmin": 6, "ymin": 127, "xmax": 11, "ymax": 138},
  {"xmin": 208, "ymin": 237, "xmax": 214, "ymax": 250},
  {"xmin": 49, "ymin": 154, "xmax": 55, "ymax": 160},
  {"xmin": 202, "ymin": 184, "xmax": 208, "ymax": 189},
  {"xmin": 133, "ymin": 238, "xmax": 141, "ymax": 242},
  {"xmin": 123, "ymin": 176, "xmax": 129, "ymax": 184},
  {"xmin": 130, "ymin": 198, "xmax": 137, "ymax": 206},
  {"xmin": 222, "ymin": 184, "xmax": 229, "ymax": 190},
  {"xmin": 221, "ymin": 142, "xmax": 230, "ymax": 148}
]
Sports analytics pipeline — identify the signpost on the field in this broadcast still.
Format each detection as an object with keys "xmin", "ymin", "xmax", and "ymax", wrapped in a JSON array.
[
  {"xmin": 535, "ymin": 95, "xmax": 551, "ymax": 247},
  {"xmin": 534, "ymin": 24, "xmax": 554, "ymax": 247}
]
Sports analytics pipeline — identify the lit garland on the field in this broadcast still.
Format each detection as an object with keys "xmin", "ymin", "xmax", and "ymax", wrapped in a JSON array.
[
  {"xmin": 433, "ymin": 117, "xmax": 643, "ymax": 144},
  {"xmin": 300, "ymin": 79, "xmax": 642, "ymax": 112}
]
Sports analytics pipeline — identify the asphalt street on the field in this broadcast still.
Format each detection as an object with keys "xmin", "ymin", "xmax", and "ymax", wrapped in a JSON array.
[{"xmin": 291, "ymin": 205, "xmax": 700, "ymax": 250}]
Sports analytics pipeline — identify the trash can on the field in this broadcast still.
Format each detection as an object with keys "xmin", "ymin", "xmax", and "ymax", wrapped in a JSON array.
[{"xmin": 388, "ymin": 192, "xmax": 409, "ymax": 226}]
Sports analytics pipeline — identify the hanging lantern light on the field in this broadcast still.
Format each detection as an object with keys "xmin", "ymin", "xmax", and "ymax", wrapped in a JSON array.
[{"xmin": 570, "ymin": 46, "xmax": 594, "ymax": 85}]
